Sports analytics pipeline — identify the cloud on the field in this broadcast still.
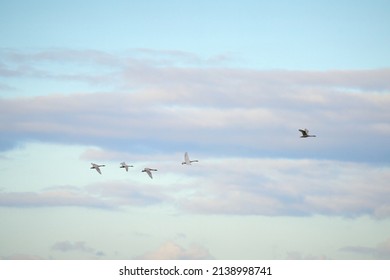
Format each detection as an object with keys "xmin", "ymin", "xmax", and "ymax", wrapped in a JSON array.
[
  {"xmin": 0, "ymin": 187, "xmax": 111, "ymax": 209},
  {"xmin": 52, "ymin": 241, "xmax": 105, "ymax": 257},
  {"xmin": 176, "ymin": 158, "xmax": 390, "ymax": 218},
  {"xmin": 2, "ymin": 49, "xmax": 390, "ymax": 219},
  {"xmin": 1, "ymin": 157, "xmax": 389, "ymax": 218},
  {"xmin": 85, "ymin": 181, "xmax": 170, "ymax": 207},
  {"xmin": 136, "ymin": 241, "xmax": 214, "ymax": 260},
  {"xmin": 340, "ymin": 237, "xmax": 390, "ymax": 259},
  {"xmin": 1, "ymin": 50, "xmax": 389, "ymax": 163},
  {"xmin": 0, "ymin": 181, "xmax": 168, "ymax": 209}
]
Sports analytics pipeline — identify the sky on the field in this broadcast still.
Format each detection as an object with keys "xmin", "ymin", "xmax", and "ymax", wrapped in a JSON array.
[{"xmin": 1, "ymin": 0, "xmax": 390, "ymax": 260}]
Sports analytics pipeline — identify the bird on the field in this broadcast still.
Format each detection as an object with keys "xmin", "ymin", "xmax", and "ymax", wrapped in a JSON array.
[
  {"xmin": 299, "ymin": 128, "xmax": 316, "ymax": 138},
  {"xmin": 120, "ymin": 162, "xmax": 133, "ymax": 172},
  {"xmin": 181, "ymin": 152, "xmax": 199, "ymax": 165},
  {"xmin": 142, "ymin": 167, "xmax": 158, "ymax": 179},
  {"xmin": 90, "ymin": 163, "xmax": 105, "ymax": 174}
]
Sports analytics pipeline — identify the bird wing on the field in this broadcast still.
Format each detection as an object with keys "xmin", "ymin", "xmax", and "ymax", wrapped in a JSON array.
[
  {"xmin": 95, "ymin": 166, "xmax": 102, "ymax": 174},
  {"xmin": 299, "ymin": 129, "xmax": 308, "ymax": 136},
  {"xmin": 120, "ymin": 162, "xmax": 129, "ymax": 171},
  {"xmin": 146, "ymin": 169, "xmax": 153, "ymax": 179},
  {"xmin": 184, "ymin": 152, "xmax": 191, "ymax": 164}
]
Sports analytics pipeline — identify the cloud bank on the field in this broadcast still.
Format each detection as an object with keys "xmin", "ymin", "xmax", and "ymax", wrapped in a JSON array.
[
  {"xmin": 1, "ymin": 157, "xmax": 389, "ymax": 218},
  {"xmin": 1, "ymin": 49, "xmax": 390, "ymax": 219},
  {"xmin": 1, "ymin": 49, "xmax": 390, "ymax": 162}
]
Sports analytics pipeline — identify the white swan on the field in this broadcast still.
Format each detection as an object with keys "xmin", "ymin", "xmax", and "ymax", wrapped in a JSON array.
[
  {"xmin": 299, "ymin": 128, "xmax": 316, "ymax": 138},
  {"xmin": 142, "ymin": 167, "xmax": 158, "ymax": 179},
  {"xmin": 182, "ymin": 152, "xmax": 199, "ymax": 165},
  {"xmin": 120, "ymin": 162, "xmax": 133, "ymax": 172},
  {"xmin": 90, "ymin": 163, "xmax": 105, "ymax": 174}
]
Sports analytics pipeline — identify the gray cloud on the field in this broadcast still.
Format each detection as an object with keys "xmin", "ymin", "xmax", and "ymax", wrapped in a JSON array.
[
  {"xmin": 1, "ymin": 66, "xmax": 389, "ymax": 161},
  {"xmin": 175, "ymin": 158, "xmax": 390, "ymax": 218},
  {"xmin": 340, "ymin": 237, "xmax": 390, "ymax": 259},
  {"xmin": 52, "ymin": 240, "xmax": 105, "ymax": 257},
  {"xmin": 0, "ymin": 181, "xmax": 167, "ymax": 210},
  {"xmin": 0, "ymin": 188, "xmax": 111, "ymax": 209}
]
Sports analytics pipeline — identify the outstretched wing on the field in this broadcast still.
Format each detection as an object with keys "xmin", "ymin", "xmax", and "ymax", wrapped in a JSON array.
[
  {"xmin": 120, "ymin": 162, "xmax": 129, "ymax": 171},
  {"xmin": 95, "ymin": 166, "xmax": 102, "ymax": 174},
  {"xmin": 184, "ymin": 152, "xmax": 191, "ymax": 165},
  {"xmin": 299, "ymin": 129, "xmax": 308, "ymax": 136},
  {"xmin": 146, "ymin": 169, "xmax": 153, "ymax": 179}
]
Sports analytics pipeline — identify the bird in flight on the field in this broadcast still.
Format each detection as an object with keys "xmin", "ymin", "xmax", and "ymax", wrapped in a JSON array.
[
  {"xmin": 142, "ymin": 167, "xmax": 158, "ymax": 179},
  {"xmin": 299, "ymin": 128, "xmax": 316, "ymax": 138},
  {"xmin": 90, "ymin": 163, "xmax": 105, "ymax": 174},
  {"xmin": 120, "ymin": 162, "xmax": 133, "ymax": 172},
  {"xmin": 181, "ymin": 152, "xmax": 199, "ymax": 165}
]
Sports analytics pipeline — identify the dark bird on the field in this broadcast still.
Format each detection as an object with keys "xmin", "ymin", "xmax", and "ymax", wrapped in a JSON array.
[{"xmin": 299, "ymin": 128, "xmax": 316, "ymax": 138}]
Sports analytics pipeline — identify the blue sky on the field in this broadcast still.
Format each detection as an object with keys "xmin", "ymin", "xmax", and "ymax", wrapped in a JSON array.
[{"xmin": 1, "ymin": 0, "xmax": 390, "ymax": 260}]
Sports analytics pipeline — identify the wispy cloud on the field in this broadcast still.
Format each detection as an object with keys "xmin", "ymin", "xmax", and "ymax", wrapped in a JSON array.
[
  {"xmin": 176, "ymin": 158, "xmax": 390, "ymax": 218},
  {"xmin": 340, "ymin": 237, "xmax": 390, "ymax": 259},
  {"xmin": 52, "ymin": 241, "xmax": 105, "ymax": 257},
  {"xmin": 1, "ymin": 156, "xmax": 389, "ymax": 218},
  {"xmin": 0, "ymin": 181, "xmax": 168, "ymax": 210},
  {"xmin": 0, "ymin": 188, "xmax": 110, "ymax": 209}
]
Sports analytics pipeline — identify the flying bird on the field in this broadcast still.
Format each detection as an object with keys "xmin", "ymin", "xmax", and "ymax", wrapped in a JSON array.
[
  {"xmin": 120, "ymin": 162, "xmax": 133, "ymax": 172},
  {"xmin": 299, "ymin": 128, "xmax": 316, "ymax": 138},
  {"xmin": 142, "ymin": 167, "xmax": 158, "ymax": 179},
  {"xmin": 90, "ymin": 163, "xmax": 105, "ymax": 174},
  {"xmin": 181, "ymin": 152, "xmax": 199, "ymax": 165}
]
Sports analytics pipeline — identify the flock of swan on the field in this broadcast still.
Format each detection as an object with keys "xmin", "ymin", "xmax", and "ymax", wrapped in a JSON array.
[
  {"xmin": 90, "ymin": 129, "xmax": 315, "ymax": 178},
  {"xmin": 90, "ymin": 152, "xmax": 199, "ymax": 179}
]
